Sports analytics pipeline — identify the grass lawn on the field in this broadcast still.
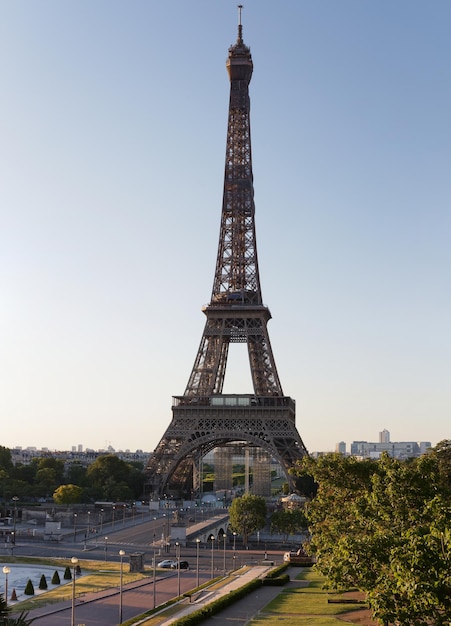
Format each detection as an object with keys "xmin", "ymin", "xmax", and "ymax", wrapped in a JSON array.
[
  {"xmin": 248, "ymin": 571, "xmax": 369, "ymax": 626},
  {"xmin": 9, "ymin": 557, "xmax": 151, "ymax": 612}
]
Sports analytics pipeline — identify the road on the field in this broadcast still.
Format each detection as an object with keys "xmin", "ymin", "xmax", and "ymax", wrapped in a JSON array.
[
  {"xmin": 9, "ymin": 513, "xmax": 285, "ymax": 625},
  {"xmin": 28, "ymin": 569, "xmax": 212, "ymax": 625}
]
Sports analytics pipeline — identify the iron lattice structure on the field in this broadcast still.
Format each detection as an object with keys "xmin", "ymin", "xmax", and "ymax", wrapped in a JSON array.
[{"xmin": 146, "ymin": 15, "xmax": 308, "ymax": 498}]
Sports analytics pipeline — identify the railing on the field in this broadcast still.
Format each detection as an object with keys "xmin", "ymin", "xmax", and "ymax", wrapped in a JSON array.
[{"xmin": 173, "ymin": 395, "xmax": 295, "ymax": 411}]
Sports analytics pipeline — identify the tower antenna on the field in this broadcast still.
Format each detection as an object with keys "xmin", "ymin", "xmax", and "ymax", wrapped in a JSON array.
[{"xmin": 237, "ymin": 5, "xmax": 243, "ymax": 43}]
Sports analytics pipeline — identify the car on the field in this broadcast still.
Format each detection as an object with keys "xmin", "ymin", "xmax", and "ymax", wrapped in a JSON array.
[
  {"xmin": 157, "ymin": 559, "xmax": 177, "ymax": 568},
  {"xmin": 171, "ymin": 560, "xmax": 190, "ymax": 570}
]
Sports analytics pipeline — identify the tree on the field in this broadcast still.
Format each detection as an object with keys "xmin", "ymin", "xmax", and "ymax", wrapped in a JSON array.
[
  {"xmin": 293, "ymin": 448, "xmax": 451, "ymax": 626},
  {"xmin": 53, "ymin": 484, "xmax": 83, "ymax": 505},
  {"xmin": 270, "ymin": 508, "xmax": 307, "ymax": 541},
  {"xmin": 38, "ymin": 575, "xmax": 47, "ymax": 590},
  {"xmin": 0, "ymin": 446, "xmax": 13, "ymax": 472},
  {"xmin": 0, "ymin": 592, "xmax": 8, "ymax": 621},
  {"xmin": 229, "ymin": 495, "xmax": 267, "ymax": 547},
  {"xmin": 23, "ymin": 580, "xmax": 34, "ymax": 596},
  {"xmin": 85, "ymin": 455, "xmax": 131, "ymax": 500}
]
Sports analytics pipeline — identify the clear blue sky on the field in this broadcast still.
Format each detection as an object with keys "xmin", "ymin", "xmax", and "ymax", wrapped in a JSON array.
[{"xmin": 1, "ymin": 1, "xmax": 450, "ymax": 454}]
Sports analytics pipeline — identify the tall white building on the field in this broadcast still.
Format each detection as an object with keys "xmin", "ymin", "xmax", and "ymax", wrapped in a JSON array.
[{"xmin": 379, "ymin": 429, "xmax": 390, "ymax": 443}]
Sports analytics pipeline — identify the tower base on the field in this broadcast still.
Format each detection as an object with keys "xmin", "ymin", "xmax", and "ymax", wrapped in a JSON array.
[{"xmin": 145, "ymin": 394, "xmax": 307, "ymax": 499}]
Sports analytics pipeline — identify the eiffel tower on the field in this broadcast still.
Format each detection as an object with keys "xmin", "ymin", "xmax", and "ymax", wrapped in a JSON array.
[{"xmin": 146, "ymin": 8, "xmax": 308, "ymax": 499}]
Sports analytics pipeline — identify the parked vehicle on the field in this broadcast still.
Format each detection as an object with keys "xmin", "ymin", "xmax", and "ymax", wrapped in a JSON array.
[
  {"xmin": 171, "ymin": 560, "xmax": 190, "ymax": 570},
  {"xmin": 157, "ymin": 559, "xmax": 177, "ymax": 568},
  {"xmin": 283, "ymin": 548, "xmax": 315, "ymax": 566}
]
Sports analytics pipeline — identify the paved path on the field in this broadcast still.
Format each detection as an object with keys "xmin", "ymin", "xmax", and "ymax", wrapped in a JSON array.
[{"xmin": 158, "ymin": 565, "xmax": 274, "ymax": 625}]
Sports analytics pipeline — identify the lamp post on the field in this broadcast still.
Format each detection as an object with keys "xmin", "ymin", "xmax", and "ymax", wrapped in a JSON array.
[
  {"xmin": 3, "ymin": 566, "xmax": 10, "ymax": 608},
  {"xmin": 12, "ymin": 496, "xmax": 19, "ymax": 545},
  {"xmin": 153, "ymin": 532, "xmax": 157, "ymax": 609},
  {"xmin": 122, "ymin": 505, "xmax": 126, "ymax": 527},
  {"xmin": 233, "ymin": 532, "xmax": 237, "ymax": 569},
  {"xmin": 210, "ymin": 535, "xmax": 215, "ymax": 579},
  {"xmin": 104, "ymin": 536, "xmax": 108, "ymax": 561},
  {"xmin": 73, "ymin": 513, "xmax": 77, "ymax": 541},
  {"xmin": 119, "ymin": 549, "xmax": 125, "ymax": 624},
  {"xmin": 175, "ymin": 541, "xmax": 181, "ymax": 597},
  {"xmin": 196, "ymin": 538, "xmax": 201, "ymax": 588},
  {"xmin": 223, "ymin": 533, "xmax": 227, "ymax": 573},
  {"xmin": 100, "ymin": 508, "xmax": 104, "ymax": 533},
  {"xmin": 112, "ymin": 506, "xmax": 116, "ymax": 529},
  {"xmin": 71, "ymin": 556, "xmax": 78, "ymax": 626}
]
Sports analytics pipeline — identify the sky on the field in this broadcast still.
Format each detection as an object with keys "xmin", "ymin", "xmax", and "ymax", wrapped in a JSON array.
[{"xmin": 1, "ymin": 1, "xmax": 450, "ymax": 455}]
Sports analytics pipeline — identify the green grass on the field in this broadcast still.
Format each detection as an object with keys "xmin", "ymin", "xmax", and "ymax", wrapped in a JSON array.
[
  {"xmin": 9, "ymin": 557, "xmax": 151, "ymax": 612},
  {"xmin": 248, "ymin": 571, "xmax": 368, "ymax": 625}
]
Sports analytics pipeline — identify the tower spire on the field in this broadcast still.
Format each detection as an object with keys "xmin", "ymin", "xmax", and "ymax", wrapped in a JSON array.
[{"xmin": 237, "ymin": 5, "xmax": 243, "ymax": 44}]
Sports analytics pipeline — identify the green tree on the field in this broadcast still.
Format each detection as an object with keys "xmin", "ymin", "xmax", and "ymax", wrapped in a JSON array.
[
  {"xmin": 51, "ymin": 571, "xmax": 60, "ymax": 585},
  {"xmin": 0, "ymin": 592, "xmax": 8, "ymax": 621},
  {"xmin": 66, "ymin": 463, "xmax": 87, "ymax": 487},
  {"xmin": 270, "ymin": 508, "xmax": 307, "ymax": 541},
  {"xmin": 229, "ymin": 494, "xmax": 267, "ymax": 547},
  {"xmin": 38, "ymin": 575, "xmax": 47, "ymax": 590},
  {"xmin": 23, "ymin": 580, "xmax": 34, "ymax": 596},
  {"xmin": 53, "ymin": 484, "xmax": 83, "ymax": 504},
  {"xmin": 34, "ymin": 467, "xmax": 57, "ymax": 497},
  {"xmin": 0, "ymin": 446, "xmax": 13, "ymax": 472},
  {"xmin": 85, "ymin": 455, "xmax": 131, "ymax": 500},
  {"xmin": 294, "ymin": 447, "xmax": 451, "ymax": 626}
]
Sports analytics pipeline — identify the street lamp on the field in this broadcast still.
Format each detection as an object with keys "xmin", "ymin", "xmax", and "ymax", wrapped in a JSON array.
[
  {"xmin": 73, "ymin": 513, "xmax": 77, "ymax": 541},
  {"xmin": 100, "ymin": 509, "xmax": 104, "ymax": 533},
  {"xmin": 175, "ymin": 541, "xmax": 181, "ymax": 597},
  {"xmin": 3, "ymin": 566, "xmax": 10, "ymax": 608},
  {"xmin": 112, "ymin": 506, "xmax": 116, "ymax": 529},
  {"xmin": 233, "ymin": 532, "xmax": 237, "ymax": 569},
  {"xmin": 210, "ymin": 535, "xmax": 215, "ymax": 579},
  {"xmin": 119, "ymin": 549, "xmax": 125, "ymax": 624},
  {"xmin": 104, "ymin": 536, "xmax": 108, "ymax": 561},
  {"xmin": 12, "ymin": 496, "xmax": 19, "ymax": 545},
  {"xmin": 223, "ymin": 533, "xmax": 227, "ymax": 573},
  {"xmin": 196, "ymin": 538, "xmax": 201, "ymax": 588},
  {"xmin": 70, "ymin": 556, "xmax": 78, "ymax": 626}
]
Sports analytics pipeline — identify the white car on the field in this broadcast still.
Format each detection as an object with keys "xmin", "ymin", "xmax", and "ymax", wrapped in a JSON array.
[{"xmin": 157, "ymin": 559, "xmax": 177, "ymax": 568}]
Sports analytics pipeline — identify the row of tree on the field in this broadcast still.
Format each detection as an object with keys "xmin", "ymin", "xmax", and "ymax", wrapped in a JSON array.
[
  {"xmin": 293, "ymin": 440, "xmax": 451, "ymax": 626},
  {"xmin": 0, "ymin": 447, "xmax": 145, "ymax": 504}
]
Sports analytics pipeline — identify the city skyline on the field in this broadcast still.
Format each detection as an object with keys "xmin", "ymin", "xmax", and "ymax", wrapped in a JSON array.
[{"xmin": 1, "ymin": 2, "xmax": 450, "ymax": 454}]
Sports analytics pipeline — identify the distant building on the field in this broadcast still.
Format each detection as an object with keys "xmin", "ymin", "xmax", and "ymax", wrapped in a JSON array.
[
  {"xmin": 350, "ymin": 439, "xmax": 431, "ymax": 460},
  {"xmin": 379, "ymin": 429, "xmax": 390, "ymax": 443},
  {"xmin": 335, "ymin": 441, "xmax": 346, "ymax": 455},
  {"xmin": 9, "ymin": 446, "xmax": 150, "ymax": 470}
]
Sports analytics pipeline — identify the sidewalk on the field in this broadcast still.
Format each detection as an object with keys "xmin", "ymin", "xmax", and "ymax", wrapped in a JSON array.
[{"xmin": 144, "ymin": 565, "xmax": 275, "ymax": 625}]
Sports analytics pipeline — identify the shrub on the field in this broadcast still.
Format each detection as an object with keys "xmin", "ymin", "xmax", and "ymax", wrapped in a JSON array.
[
  {"xmin": 24, "ymin": 579, "xmax": 35, "ymax": 596},
  {"xmin": 262, "ymin": 574, "xmax": 290, "ymax": 586},
  {"xmin": 38, "ymin": 574, "xmax": 48, "ymax": 590},
  {"xmin": 63, "ymin": 566, "xmax": 72, "ymax": 580},
  {"xmin": 51, "ymin": 571, "xmax": 61, "ymax": 585}
]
